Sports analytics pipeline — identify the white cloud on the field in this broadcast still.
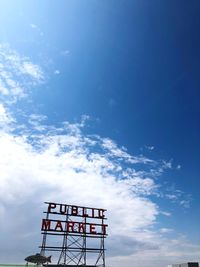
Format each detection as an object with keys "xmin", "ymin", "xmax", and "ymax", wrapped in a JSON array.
[
  {"xmin": 20, "ymin": 62, "xmax": 43, "ymax": 80},
  {"xmin": 179, "ymin": 199, "xmax": 191, "ymax": 208},
  {"xmin": 162, "ymin": 160, "xmax": 173, "ymax": 169},
  {"xmin": 160, "ymin": 211, "xmax": 171, "ymax": 217},
  {"xmin": 0, "ymin": 79, "xmax": 9, "ymax": 95},
  {"xmin": 30, "ymin": 24, "xmax": 37, "ymax": 29},
  {"xmin": 165, "ymin": 189, "xmax": 191, "ymax": 208},
  {"xmin": 160, "ymin": 228, "xmax": 173, "ymax": 234},
  {"xmin": 54, "ymin": 70, "xmax": 60, "ymax": 75},
  {"xmin": 177, "ymin": 164, "xmax": 181, "ymax": 170},
  {"xmin": 0, "ymin": 45, "xmax": 197, "ymax": 267},
  {"xmin": 30, "ymin": 24, "xmax": 44, "ymax": 36},
  {"xmin": 108, "ymin": 238, "xmax": 200, "ymax": 267},
  {"xmin": 145, "ymin": 145, "xmax": 155, "ymax": 150},
  {"xmin": 60, "ymin": 50, "xmax": 70, "ymax": 56},
  {"xmin": 0, "ymin": 116, "xmax": 196, "ymax": 266},
  {"xmin": 166, "ymin": 194, "xmax": 178, "ymax": 200},
  {"xmin": 0, "ymin": 103, "xmax": 14, "ymax": 130},
  {"xmin": 0, "ymin": 119, "xmax": 161, "ymax": 263},
  {"xmin": 101, "ymin": 138, "xmax": 155, "ymax": 165},
  {"xmin": 0, "ymin": 44, "xmax": 44, "ymax": 102}
]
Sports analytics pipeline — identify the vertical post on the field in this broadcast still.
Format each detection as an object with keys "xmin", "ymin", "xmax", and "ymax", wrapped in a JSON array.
[
  {"xmin": 102, "ymin": 215, "xmax": 105, "ymax": 267},
  {"xmin": 40, "ymin": 211, "xmax": 49, "ymax": 256},
  {"xmin": 84, "ymin": 210, "xmax": 87, "ymax": 266},
  {"xmin": 58, "ymin": 206, "xmax": 69, "ymax": 264}
]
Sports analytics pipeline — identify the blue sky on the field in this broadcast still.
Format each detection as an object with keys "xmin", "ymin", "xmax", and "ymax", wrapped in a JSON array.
[{"xmin": 0, "ymin": 1, "xmax": 200, "ymax": 267}]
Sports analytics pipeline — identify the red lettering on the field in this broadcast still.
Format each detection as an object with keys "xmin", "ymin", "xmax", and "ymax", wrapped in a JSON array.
[
  {"xmin": 48, "ymin": 203, "xmax": 56, "ymax": 213},
  {"xmin": 67, "ymin": 222, "xmax": 74, "ymax": 232},
  {"xmin": 82, "ymin": 208, "xmax": 88, "ymax": 217},
  {"xmin": 90, "ymin": 224, "xmax": 96, "ymax": 234},
  {"xmin": 71, "ymin": 206, "xmax": 78, "ymax": 216},
  {"xmin": 60, "ymin": 204, "xmax": 67, "ymax": 214},
  {"xmin": 98, "ymin": 209, "xmax": 105, "ymax": 218},
  {"xmin": 55, "ymin": 220, "xmax": 63, "ymax": 231},
  {"xmin": 78, "ymin": 223, "xmax": 86, "ymax": 233},
  {"xmin": 41, "ymin": 219, "xmax": 51, "ymax": 231}
]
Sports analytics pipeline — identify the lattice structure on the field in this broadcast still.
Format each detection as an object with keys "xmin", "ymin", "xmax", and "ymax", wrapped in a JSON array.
[{"xmin": 40, "ymin": 202, "xmax": 107, "ymax": 266}]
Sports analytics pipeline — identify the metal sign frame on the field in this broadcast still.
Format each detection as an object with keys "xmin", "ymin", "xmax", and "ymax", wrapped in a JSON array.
[{"xmin": 40, "ymin": 202, "xmax": 107, "ymax": 266}]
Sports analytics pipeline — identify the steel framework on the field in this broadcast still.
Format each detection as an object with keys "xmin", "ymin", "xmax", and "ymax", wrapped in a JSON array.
[{"xmin": 40, "ymin": 202, "xmax": 107, "ymax": 266}]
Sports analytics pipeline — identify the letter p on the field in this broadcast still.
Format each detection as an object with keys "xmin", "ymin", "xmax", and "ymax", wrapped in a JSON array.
[{"xmin": 48, "ymin": 203, "xmax": 57, "ymax": 213}]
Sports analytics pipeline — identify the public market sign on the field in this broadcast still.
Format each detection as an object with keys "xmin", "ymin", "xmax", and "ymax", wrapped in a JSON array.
[{"xmin": 41, "ymin": 202, "xmax": 108, "ymax": 236}]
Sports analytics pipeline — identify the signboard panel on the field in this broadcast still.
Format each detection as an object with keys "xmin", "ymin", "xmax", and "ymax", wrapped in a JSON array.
[{"xmin": 40, "ymin": 202, "xmax": 107, "ymax": 266}]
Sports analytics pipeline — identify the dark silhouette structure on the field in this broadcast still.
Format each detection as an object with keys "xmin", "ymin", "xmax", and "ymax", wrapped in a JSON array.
[{"xmin": 40, "ymin": 202, "xmax": 108, "ymax": 266}]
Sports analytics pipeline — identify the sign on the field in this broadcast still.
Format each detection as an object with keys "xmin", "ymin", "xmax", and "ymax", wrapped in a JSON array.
[{"xmin": 41, "ymin": 202, "xmax": 108, "ymax": 236}]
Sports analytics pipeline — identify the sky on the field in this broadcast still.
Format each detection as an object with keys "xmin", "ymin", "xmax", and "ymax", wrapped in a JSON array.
[{"xmin": 0, "ymin": 1, "xmax": 200, "ymax": 267}]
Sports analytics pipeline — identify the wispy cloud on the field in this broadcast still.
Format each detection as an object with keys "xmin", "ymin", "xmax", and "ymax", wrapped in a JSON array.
[
  {"xmin": 145, "ymin": 145, "xmax": 155, "ymax": 151},
  {"xmin": 19, "ymin": 62, "xmax": 43, "ymax": 80},
  {"xmin": 0, "ymin": 45, "xmax": 197, "ymax": 267},
  {"xmin": 109, "ymin": 236, "xmax": 200, "ymax": 267},
  {"xmin": 60, "ymin": 50, "xmax": 70, "ymax": 56},
  {"xmin": 0, "ymin": 112, "xmax": 194, "ymax": 264},
  {"xmin": 160, "ymin": 228, "xmax": 173, "ymax": 234},
  {"xmin": 0, "ymin": 115, "xmax": 160, "ymax": 261},
  {"xmin": 30, "ymin": 23, "xmax": 44, "ymax": 36},
  {"xmin": 0, "ymin": 44, "xmax": 44, "ymax": 103},
  {"xmin": 165, "ymin": 188, "xmax": 192, "ymax": 208},
  {"xmin": 177, "ymin": 164, "xmax": 181, "ymax": 170},
  {"xmin": 54, "ymin": 69, "xmax": 60, "ymax": 75}
]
